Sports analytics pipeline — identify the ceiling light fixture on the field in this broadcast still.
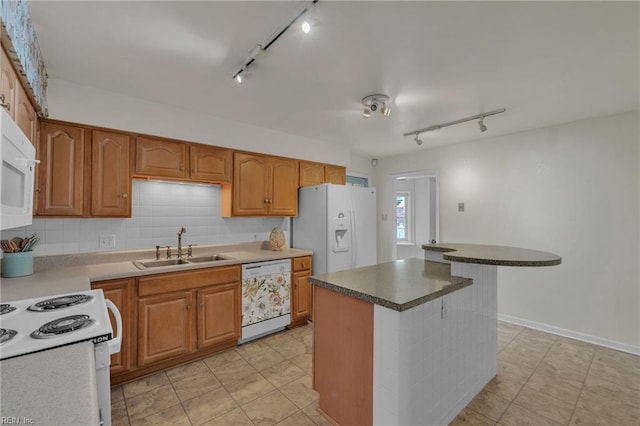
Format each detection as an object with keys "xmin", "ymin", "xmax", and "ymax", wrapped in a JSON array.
[
  {"xmin": 362, "ymin": 94, "xmax": 392, "ymax": 119},
  {"xmin": 301, "ymin": 20, "xmax": 311, "ymax": 33},
  {"xmin": 414, "ymin": 134, "xmax": 423, "ymax": 146},
  {"xmin": 403, "ymin": 108, "xmax": 506, "ymax": 143},
  {"xmin": 231, "ymin": 0, "xmax": 319, "ymax": 84}
]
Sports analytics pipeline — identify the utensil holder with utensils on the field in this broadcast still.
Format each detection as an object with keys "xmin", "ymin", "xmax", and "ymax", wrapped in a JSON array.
[{"xmin": 2, "ymin": 251, "xmax": 34, "ymax": 277}]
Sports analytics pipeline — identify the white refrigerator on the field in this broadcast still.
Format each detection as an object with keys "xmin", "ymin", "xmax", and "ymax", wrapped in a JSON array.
[{"xmin": 292, "ymin": 184, "xmax": 377, "ymax": 274}]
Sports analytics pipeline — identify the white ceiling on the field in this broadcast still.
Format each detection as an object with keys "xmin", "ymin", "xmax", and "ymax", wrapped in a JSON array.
[{"xmin": 29, "ymin": 1, "xmax": 639, "ymax": 158}]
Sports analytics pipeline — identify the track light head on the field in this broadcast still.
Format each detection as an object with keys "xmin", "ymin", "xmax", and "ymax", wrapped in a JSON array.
[
  {"xmin": 478, "ymin": 118, "xmax": 487, "ymax": 132},
  {"xmin": 235, "ymin": 72, "xmax": 243, "ymax": 85},
  {"xmin": 363, "ymin": 106, "xmax": 372, "ymax": 118},
  {"xmin": 414, "ymin": 134, "xmax": 423, "ymax": 146},
  {"xmin": 301, "ymin": 20, "xmax": 311, "ymax": 33}
]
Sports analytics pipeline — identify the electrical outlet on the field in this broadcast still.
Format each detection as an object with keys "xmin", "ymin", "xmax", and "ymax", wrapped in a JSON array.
[
  {"xmin": 441, "ymin": 296, "xmax": 448, "ymax": 319},
  {"xmin": 458, "ymin": 202, "xmax": 465, "ymax": 212},
  {"xmin": 99, "ymin": 234, "xmax": 116, "ymax": 249}
]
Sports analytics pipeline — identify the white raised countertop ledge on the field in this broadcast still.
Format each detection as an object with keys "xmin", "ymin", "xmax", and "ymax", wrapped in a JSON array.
[
  {"xmin": 0, "ymin": 241, "xmax": 312, "ymax": 302},
  {"xmin": 308, "ymin": 258, "xmax": 473, "ymax": 311},
  {"xmin": 422, "ymin": 243, "xmax": 561, "ymax": 267},
  {"xmin": 0, "ymin": 341, "xmax": 100, "ymax": 425}
]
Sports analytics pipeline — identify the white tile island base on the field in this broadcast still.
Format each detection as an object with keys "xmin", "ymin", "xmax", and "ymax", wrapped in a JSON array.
[{"xmin": 373, "ymin": 261, "xmax": 497, "ymax": 425}]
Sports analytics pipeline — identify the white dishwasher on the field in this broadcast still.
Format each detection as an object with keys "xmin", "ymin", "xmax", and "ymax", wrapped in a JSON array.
[{"xmin": 240, "ymin": 259, "xmax": 291, "ymax": 343}]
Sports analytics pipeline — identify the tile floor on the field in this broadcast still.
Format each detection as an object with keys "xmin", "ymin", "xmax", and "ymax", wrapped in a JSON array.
[{"xmin": 111, "ymin": 321, "xmax": 640, "ymax": 426}]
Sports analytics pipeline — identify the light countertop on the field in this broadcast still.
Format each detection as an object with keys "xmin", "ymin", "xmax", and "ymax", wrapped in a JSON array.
[
  {"xmin": 307, "ymin": 258, "xmax": 472, "ymax": 311},
  {"xmin": 0, "ymin": 241, "xmax": 312, "ymax": 302},
  {"xmin": 0, "ymin": 342, "xmax": 100, "ymax": 425},
  {"xmin": 422, "ymin": 243, "xmax": 561, "ymax": 267}
]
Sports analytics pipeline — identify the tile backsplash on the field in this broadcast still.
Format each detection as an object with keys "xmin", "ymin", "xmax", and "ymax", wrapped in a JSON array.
[{"xmin": 2, "ymin": 181, "xmax": 288, "ymax": 257}]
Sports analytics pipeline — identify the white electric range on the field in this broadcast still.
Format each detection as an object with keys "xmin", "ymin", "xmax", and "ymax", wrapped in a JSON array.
[{"xmin": 0, "ymin": 290, "xmax": 122, "ymax": 426}]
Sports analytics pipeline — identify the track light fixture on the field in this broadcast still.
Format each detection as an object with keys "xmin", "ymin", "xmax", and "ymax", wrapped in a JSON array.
[
  {"xmin": 231, "ymin": 0, "xmax": 319, "ymax": 85},
  {"xmin": 362, "ymin": 94, "xmax": 391, "ymax": 119},
  {"xmin": 414, "ymin": 134, "xmax": 423, "ymax": 146},
  {"xmin": 403, "ymin": 108, "xmax": 506, "ymax": 144}
]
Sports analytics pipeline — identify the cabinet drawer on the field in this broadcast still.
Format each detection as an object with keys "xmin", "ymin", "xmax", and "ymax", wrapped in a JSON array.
[
  {"xmin": 138, "ymin": 265, "xmax": 241, "ymax": 297},
  {"xmin": 292, "ymin": 256, "xmax": 312, "ymax": 272}
]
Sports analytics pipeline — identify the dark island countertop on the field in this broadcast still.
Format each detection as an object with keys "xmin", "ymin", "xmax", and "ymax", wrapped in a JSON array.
[
  {"xmin": 422, "ymin": 243, "xmax": 561, "ymax": 267},
  {"xmin": 307, "ymin": 258, "xmax": 472, "ymax": 311}
]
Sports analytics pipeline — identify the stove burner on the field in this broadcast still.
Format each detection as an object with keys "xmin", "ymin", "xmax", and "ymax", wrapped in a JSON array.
[
  {"xmin": 0, "ymin": 304, "xmax": 16, "ymax": 315},
  {"xmin": 28, "ymin": 294, "xmax": 93, "ymax": 312},
  {"xmin": 31, "ymin": 315, "xmax": 94, "ymax": 339},
  {"xmin": 0, "ymin": 328, "xmax": 17, "ymax": 344}
]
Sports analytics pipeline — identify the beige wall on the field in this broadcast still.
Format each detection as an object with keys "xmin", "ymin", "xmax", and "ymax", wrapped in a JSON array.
[{"xmin": 375, "ymin": 111, "xmax": 639, "ymax": 350}]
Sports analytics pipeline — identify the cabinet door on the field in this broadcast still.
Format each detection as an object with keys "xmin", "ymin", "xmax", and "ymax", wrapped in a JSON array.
[
  {"xmin": 197, "ymin": 282, "xmax": 241, "ymax": 349},
  {"xmin": 0, "ymin": 46, "xmax": 16, "ymax": 119},
  {"xmin": 325, "ymin": 165, "xmax": 346, "ymax": 185},
  {"xmin": 269, "ymin": 157, "xmax": 298, "ymax": 216},
  {"xmin": 138, "ymin": 292, "xmax": 194, "ymax": 366},
  {"xmin": 190, "ymin": 145, "xmax": 232, "ymax": 182},
  {"xmin": 14, "ymin": 82, "xmax": 37, "ymax": 145},
  {"xmin": 291, "ymin": 271, "xmax": 312, "ymax": 324},
  {"xmin": 91, "ymin": 278, "xmax": 134, "ymax": 375},
  {"xmin": 38, "ymin": 122, "xmax": 85, "ymax": 216},
  {"xmin": 134, "ymin": 137, "xmax": 188, "ymax": 179},
  {"xmin": 299, "ymin": 161, "xmax": 325, "ymax": 187},
  {"xmin": 91, "ymin": 131, "xmax": 131, "ymax": 217},
  {"xmin": 232, "ymin": 152, "xmax": 269, "ymax": 215}
]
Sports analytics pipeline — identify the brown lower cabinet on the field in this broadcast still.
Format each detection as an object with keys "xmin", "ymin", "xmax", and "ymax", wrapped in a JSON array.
[
  {"xmin": 289, "ymin": 256, "xmax": 312, "ymax": 328},
  {"xmin": 91, "ymin": 278, "xmax": 135, "ymax": 377}
]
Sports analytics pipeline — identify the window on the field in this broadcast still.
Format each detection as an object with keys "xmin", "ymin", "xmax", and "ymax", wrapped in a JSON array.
[
  {"xmin": 347, "ymin": 175, "xmax": 369, "ymax": 187},
  {"xmin": 396, "ymin": 192, "xmax": 410, "ymax": 241}
]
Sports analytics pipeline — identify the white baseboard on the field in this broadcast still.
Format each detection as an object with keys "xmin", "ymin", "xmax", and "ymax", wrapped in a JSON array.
[{"xmin": 497, "ymin": 314, "xmax": 640, "ymax": 356}]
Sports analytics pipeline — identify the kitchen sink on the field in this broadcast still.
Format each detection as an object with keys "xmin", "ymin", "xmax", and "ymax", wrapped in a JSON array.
[{"xmin": 133, "ymin": 254, "xmax": 234, "ymax": 270}]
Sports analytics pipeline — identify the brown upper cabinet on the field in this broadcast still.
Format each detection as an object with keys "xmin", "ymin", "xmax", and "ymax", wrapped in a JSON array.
[
  {"xmin": 91, "ymin": 130, "xmax": 131, "ymax": 217},
  {"xmin": 2, "ymin": 46, "xmax": 38, "ymax": 145},
  {"xmin": 134, "ymin": 137, "xmax": 232, "ymax": 183},
  {"xmin": 38, "ymin": 122, "xmax": 86, "ymax": 216},
  {"xmin": 299, "ymin": 161, "xmax": 346, "ymax": 187},
  {"xmin": 223, "ymin": 152, "xmax": 298, "ymax": 217}
]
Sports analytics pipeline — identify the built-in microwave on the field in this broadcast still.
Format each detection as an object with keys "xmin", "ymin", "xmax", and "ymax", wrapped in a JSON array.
[{"xmin": 1, "ymin": 108, "xmax": 39, "ymax": 230}]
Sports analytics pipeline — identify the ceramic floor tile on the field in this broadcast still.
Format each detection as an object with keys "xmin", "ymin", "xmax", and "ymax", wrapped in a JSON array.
[
  {"xmin": 111, "ymin": 399, "xmax": 129, "ymax": 426},
  {"xmin": 182, "ymin": 387, "xmax": 238, "ymax": 425},
  {"xmin": 241, "ymin": 390, "xmax": 298, "ymax": 426},
  {"xmin": 111, "ymin": 385, "xmax": 125, "ymax": 403},
  {"xmin": 209, "ymin": 358, "xmax": 257, "ymax": 387},
  {"xmin": 166, "ymin": 359, "xmax": 211, "ymax": 382},
  {"xmin": 466, "ymin": 387, "xmax": 511, "ymax": 421},
  {"xmin": 289, "ymin": 353, "xmax": 313, "ymax": 375},
  {"xmin": 279, "ymin": 375, "xmax": 318, "ymax": 409},
  {"xmin": 125, "ymin": 384, "xmax": 180, "ymax": 422},
  {"xmin": 525, "ymin": 362, "xmax": 583, "ymax": 405},
  {"xmin": 514, "ymin": 328, "xmax": 557, "ymax": 347},
  {"xmin": 538, "ymin": 357, "xmax": 589, "ymax": 383},
  {"xmin": 236, "ymin": 339, "xmax": 272, "ymax": 358},
  {"xmin": 172, "ymin": 370, "xmax": 222, "ymax": 402},
  {"xmin": 203, "ymin": 348, "xmax": 243, "ymax": 370},
  {"xmin": 273, "ymin": 339, "xmax": 308, "ymax": 359},
  {"xmin": 497, "ymin": 403, "xmax": 563, "ymax": 426},
  {"xmin": 569, "ymin": 406, "xmax": 629, "ymax": 426},
  {"xmin": 262, "ymin": 360, "xmax": 306, "ymax": 388},
  {"xmin": 448, "ymin": 407, "xmax": 495, "ymax": 425},
  {"xmin": 497, "ymin": 358, "xmax": 535, "ymax": 384},
  {"xmin": 512, "ymin": 386, "xmax": 574, "ymax": 425},
  {"xmin": 129, "ymin": 403, "xmax": 191, "ymax": 426},
  {"xmin": 497, "ymin": 349, "xmax": 540, "ymax": 376},
  {"xmin": 227, "ymin": 372, "xmax": 276, "ymax": 405},
  {"xmin": 301, "ymin": 401, "xmax": 334, "ymax": 426},
  {"xmin": 275, "ymin": 410, "xmax": 316, "ymax": 426},
  {"xmin": 576, "ymin": 388, "xmax": 640, "ymax": 426},
  {"xmin": 245, "ymin": 347, "xmax": 287, "ymax": 371},
  {"xmin": 481, "ymin": 374, "xmax": 525, "ymax": 401},
  {"xmin": 200, "ymin": 407, "xmax": 253, "ymax": 426},
  {"xmin": 123, "ymin": 372, "xmax": 171, "ymax": 399},
  {"xmin": 261, "ymin": 330, "xmax": 297, "ymax": 348},
  {"xmin": 589, "ymin": 348, "xmax": 640, "ymax": 392},
  {"xmin": 583, "ymin": 375, "xmax": 640, "ymax": 409}
]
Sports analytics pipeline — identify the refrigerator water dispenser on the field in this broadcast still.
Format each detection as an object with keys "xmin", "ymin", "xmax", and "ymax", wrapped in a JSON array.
[{"xmin": 332, "ymin": 215, "xmax": 350, "ymax": 252}]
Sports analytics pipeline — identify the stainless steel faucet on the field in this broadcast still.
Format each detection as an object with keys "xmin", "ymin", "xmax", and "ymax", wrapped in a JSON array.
[{"xmin": 177, "ymin": 227, "xmax": 187, "ymax": 258}]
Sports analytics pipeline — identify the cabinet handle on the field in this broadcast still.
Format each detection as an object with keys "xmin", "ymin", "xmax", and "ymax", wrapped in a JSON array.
[
  {"xmin": 35, "ymin": 188, "xmax": 41, "ymax": 193},
  {"xmin": 121, "ymin": 193, "xmax": 128, "ymax": 198},
  {"xmin": 0, "ymin": 94, "xmax": 10, "ymax": 111},
  {"xmin": 186, "ymin": 304, "xmax": 191, "ymax": 311}
]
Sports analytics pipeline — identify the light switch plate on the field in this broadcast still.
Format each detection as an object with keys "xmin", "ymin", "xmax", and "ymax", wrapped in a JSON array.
[
  {"xmin": 458, "ymin": 203, "xmax": 465, "ymax": 212},
  {"xmin": 99, "ymin": 234, "xmax": 116, "ymax": 249}
]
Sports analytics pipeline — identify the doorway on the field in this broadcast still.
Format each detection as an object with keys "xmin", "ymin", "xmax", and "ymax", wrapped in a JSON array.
[{"xmin": 390, "ymin": 170, "xmax": 439, "ymax": 260}]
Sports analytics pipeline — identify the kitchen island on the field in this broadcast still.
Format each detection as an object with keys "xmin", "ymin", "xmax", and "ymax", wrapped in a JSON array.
[{"xmin": 308, "ymin": 245, "xmax": 560, "ymax": 426}]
